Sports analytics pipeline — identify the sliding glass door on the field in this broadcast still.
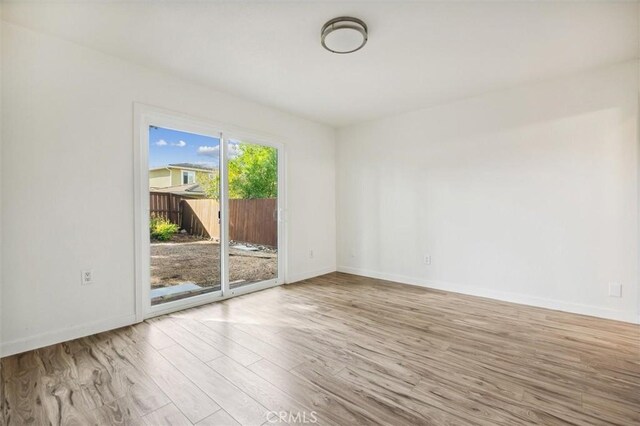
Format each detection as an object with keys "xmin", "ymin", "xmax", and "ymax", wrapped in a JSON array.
[
  {"xmin": 147, "ymin": 126, "xmax": 222, "ymax": 306},
  {"xmin": 225, "ymin": 139, "xmax": 280, "ymax": 295},
  {"xmin": 137, "ymin": 107, "xmax": 284, "ymax": 317}
]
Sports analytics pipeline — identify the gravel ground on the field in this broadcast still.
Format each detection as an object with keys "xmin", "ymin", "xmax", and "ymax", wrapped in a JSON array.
[{"xmin": 150, "ymin": 234, "xmax": 277, "ymax": 288}]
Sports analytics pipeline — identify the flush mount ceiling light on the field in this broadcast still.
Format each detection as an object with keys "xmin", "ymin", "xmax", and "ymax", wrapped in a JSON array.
[{"xmin": 321, "ymin": 17, "xmax": 368, "ymax": 54}]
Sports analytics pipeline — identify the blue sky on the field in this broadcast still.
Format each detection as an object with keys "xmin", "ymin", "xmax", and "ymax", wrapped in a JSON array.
[{"xmin": 149, "ymin": 126, "xmax": 221, "ymax": 169}]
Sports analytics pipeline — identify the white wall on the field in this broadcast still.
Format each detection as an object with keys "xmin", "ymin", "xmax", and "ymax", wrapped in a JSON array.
[
  {"xmin": 1, "ymin": 23, "xmax": 336, "ymax": 356},
  {"xmin": 337, "ymin": 62, "xmax": 639, "ymax": 323}
]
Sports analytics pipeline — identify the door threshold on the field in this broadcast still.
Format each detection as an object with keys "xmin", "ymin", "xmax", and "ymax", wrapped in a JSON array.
[{"xmin": 144, "ymin": 278, "xmax": 281, "ymax": 320}]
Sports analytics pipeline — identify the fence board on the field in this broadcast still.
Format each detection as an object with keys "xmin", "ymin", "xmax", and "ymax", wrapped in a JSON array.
[
  {"xmin": 181, "ymin": 199, "xmax": 221, "ymax": 240},
  {"xmin": 149, "ymin": 192, "xmax": 191, "ymax": 225},
  {"xmin": 229, "ymin": 198, "xmax": 277, "ymax": 247}
]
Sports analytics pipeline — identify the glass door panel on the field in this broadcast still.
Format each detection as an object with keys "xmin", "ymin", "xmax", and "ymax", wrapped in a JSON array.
[
  {"xmin": 148, "ymin": 125, "xmax": 221, "ymax": 305},
  {"xmin": 226, "ymin": 139, "xmax": 279, "ymax": 291}
]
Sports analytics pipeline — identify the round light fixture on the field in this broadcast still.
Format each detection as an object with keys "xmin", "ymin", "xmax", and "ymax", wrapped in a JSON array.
[{"xmin": 321, "ymin": 17, "xmax": 368, "ymax": 54}]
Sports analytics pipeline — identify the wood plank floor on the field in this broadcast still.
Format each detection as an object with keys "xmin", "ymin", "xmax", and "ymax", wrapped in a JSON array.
[{"xmin": 2, "ymin": 272, "xmax": 639, "ymax": 425}]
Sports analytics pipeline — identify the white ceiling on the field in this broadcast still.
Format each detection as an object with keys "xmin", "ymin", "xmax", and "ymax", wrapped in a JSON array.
[{"xmin": 3, "ymin": 2, "xmax": 638, "ymax": 127}]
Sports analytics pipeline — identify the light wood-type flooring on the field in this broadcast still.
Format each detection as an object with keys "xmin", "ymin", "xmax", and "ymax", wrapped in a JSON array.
[{"xmin": 2, "ymin": 272, "xmax": 639, "ymax": 425}]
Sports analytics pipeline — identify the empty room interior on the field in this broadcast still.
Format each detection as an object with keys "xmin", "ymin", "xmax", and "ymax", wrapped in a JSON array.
[{"xmin": 1, "ymin": 1, "xmax": 639, "ymax": 425}]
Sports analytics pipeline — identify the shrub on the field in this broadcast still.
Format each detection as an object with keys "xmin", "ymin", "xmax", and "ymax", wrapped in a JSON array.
[{"xmin": 150, "ymin": 216, "xmax": 179, "ymax": 241}]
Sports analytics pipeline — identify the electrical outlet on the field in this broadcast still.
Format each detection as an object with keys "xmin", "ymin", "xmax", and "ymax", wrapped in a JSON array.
[
  {"xmin": 608, "ymin": 282, "xmax": 622, "ymax": 298},
  {"xmin": 81, "ymin": 270, "xmax": 94, "ymax": 286},
  {"xmin": 424, "ymin": 255, "xmax": 432, "ymax": 265}
]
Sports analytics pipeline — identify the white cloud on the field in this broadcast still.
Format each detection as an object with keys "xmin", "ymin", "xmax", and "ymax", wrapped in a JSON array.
[
  {"xmin": 155, "ymin": 139, "xmax": 168, "ymax": 146},
  {"xmin": 172, "ymin": 140, "xmax": 187, "ymax": 147},
  {"xmin": 228, "ymin": 144, "xmax": 241, "ymax": 158},
  {"xmin": 198, "ymin": 144, "xmax": 241, "ymax": 158},
  {"xmin": 198, "ymin": 145, "xmax": 219, "ymax": 157}
]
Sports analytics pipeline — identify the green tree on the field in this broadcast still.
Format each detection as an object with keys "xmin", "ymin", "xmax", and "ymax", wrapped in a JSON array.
[
  {"xmin": 196, "ymin": 171, "xmax": 220, "ymax": 200},
  {"xmin": 196, "ymin": 144, "xmax": 277, "ymax": 200},
  {"xmin": 229, "ymin": 144, "xmax": 277, "ymax": 199}
]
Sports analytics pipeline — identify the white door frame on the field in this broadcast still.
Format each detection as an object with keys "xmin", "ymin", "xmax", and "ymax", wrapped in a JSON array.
[{"xmin": 133, "ymin": 103, "xmax": 286, "ymax": 320}]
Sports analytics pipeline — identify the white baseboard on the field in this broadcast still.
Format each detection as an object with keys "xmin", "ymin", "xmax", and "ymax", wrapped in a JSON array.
[
  {"xmin": 3, "ymin": 268, "xmax": 633, "ymax": 356},
  {"xmin": 337, "ymin": 266, "xmax": 639, "ymax": 324},
  {"xmin": 287, "ymin": 266, "xmax": 336, "ymax": 284},
  {"xmin": 1, "ymin": 314, "xmax": 138, "ymax": 357}
]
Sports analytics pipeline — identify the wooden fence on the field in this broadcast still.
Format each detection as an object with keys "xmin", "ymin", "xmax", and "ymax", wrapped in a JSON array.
[
  {"xmin": 150, "ymin": 192, "xmax": 277, "ymax": 246},
  {"xmin": 149, "ymin": 192, "xmax": 194, "ymax": 225},
  {"xmin": 229, "ymin": 198, "xmax": 277, "ymax": 247},
  {"xmin": 181, "ymin": 198, "xmax": 220, "ymax": 240}
]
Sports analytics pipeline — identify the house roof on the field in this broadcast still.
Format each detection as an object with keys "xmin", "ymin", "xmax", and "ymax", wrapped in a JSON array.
[
  {"xmin": 149, "ymin": 163, "xmax": 216, "ymax": 172},
  {"xmin": 150, "ymin": 183, "xmax": 206, "ymax": 197},
  {"xmin": 169, "ymin": 163, "xmax": 215, "ymax": 171}
]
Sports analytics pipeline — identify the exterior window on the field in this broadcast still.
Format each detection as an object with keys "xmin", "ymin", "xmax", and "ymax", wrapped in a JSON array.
[{"xmin": 182, "ymin": 170, "xmax": 195, "ymax": 184}]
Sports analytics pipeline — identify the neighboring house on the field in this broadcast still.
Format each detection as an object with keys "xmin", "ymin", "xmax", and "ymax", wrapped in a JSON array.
[{"xmin": 149, "ymin": 163, "xmax": 216, "ymax": 188}]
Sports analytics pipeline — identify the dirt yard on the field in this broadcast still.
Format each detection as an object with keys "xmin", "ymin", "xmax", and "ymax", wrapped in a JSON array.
[{"xmin": 150, "ymin": 234, "xmax": 277, "ymax": 289}]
